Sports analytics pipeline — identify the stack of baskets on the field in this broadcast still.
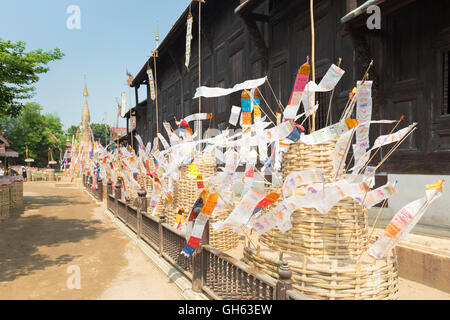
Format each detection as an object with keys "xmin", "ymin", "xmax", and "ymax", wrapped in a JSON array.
[
  {"xmin": 9, "ymin": 178, "xmax": 23, "ymax": 209},
  {"xmin": 209, "ymin": 204, "xmax": 240, "ymax": 251},
  {"xmin": 45, "ymin": 169, "xmax": 56, "ymax": 181},
  {"xmin": 0, "ymin": 182, "xmax": 10, "ymax": 221},
  {"xmin": 243, "ymin": 140, "xmax": 399, "ymax": 300},
  {"xmin": 170, "ymin": 151, "xmax": 239, "ymax": 251}
]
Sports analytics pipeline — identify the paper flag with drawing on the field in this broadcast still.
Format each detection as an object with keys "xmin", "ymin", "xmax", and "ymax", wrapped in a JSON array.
[{"xmin": 369, "ymin": 180, "xmax": 444, "ymax": 260}]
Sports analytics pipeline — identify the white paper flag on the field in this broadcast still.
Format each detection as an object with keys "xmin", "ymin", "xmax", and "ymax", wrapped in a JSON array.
[
  {"xmin": 194, "ymin": 77, "xmax": 267, "ymax": 99},
  {"xmin": 229, "ymin": 106, "xmax": 241, "ymax": 126}
]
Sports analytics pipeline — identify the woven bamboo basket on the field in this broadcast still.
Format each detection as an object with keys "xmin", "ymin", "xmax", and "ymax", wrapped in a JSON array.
[
  {"xmin": 9, "ymin": 181, "xmax": 23, "ymax": 209},
  {"xmin": 0, "ymin": 184, "xmax": 10, "ymax": 221},
  {"xmin": 171, "ymin": 151, "xmax": 239, "ymax": 251},
  {"xmin": 14, "ymin": 181, "xmax": 23, "ymax": 208},
  {"xmin": 209, "ymin": 204, "xmax": 240, "ymax": 251},
  {"xmin": 259, "ymin": 197, "xmax": 369, "ymax": 258},
  {"xmin": 258, "ymin": 140, "xmax": 369, "ymax": 258},
  {"xmin": 244, "ymin": 139, "xmax": 399, "ymax": 299},
  {"xmin": 169, "ymin": 152, "xmax": 216, "ymax": 225},
  {"xmin": 243, "ymin": 243, "xmax": 399, "ymax": 300}
]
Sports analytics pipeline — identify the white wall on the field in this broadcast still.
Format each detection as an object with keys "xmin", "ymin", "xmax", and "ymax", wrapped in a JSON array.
[{"xmin": 381, "ymin": 174, "xmax": 450, "ymax": 229}]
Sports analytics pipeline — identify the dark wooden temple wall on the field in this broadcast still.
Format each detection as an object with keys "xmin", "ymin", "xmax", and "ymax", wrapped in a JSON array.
[
  {"xmin": 373, "ymin": 0, "xmax": 450, "ymax": 174},
  {"xmin": 133, "ymin": 0, "xmax": 450, "ymax": 175}
]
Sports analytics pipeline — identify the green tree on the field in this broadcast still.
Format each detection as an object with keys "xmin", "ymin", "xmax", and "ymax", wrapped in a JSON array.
[
  {"xmin": 66, "ymin": 125, "xmax": 79, "ymax": 140},
  {"xmin": 0, "ymin": 38, "xmax": 64, "ymax": 117},
  {"xmin": 90, "ymin": 123, "xmax": 111, "ymax": 146},
  {"xmin": 0, "ymin": 102, "xmax": 66, "ymax": 167}
]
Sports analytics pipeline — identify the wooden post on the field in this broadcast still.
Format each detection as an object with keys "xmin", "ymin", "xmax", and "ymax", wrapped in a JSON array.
[
  {"xmin": 97, "ymin": 178, "xmax": 103, "ymax": 202},
  {"xmin": 114, "ymin": 180, "xmax": 121, "ymax": 219},
  {"xmin": 137, "ymin": 188, "xmax": 147, "ymax": 240},
  {"xmin": 107, "ymin": 179, "xmax": 112, "ymax": 196},
  {"xmin": 158, "ymin": 208, "xmax": 166, "ymax": 256},
  {"xmin": 107, "ymin": 180, "xmax": 112, "ymax": 211},
  {"xmin": 275, "ymin": 261, "xmax": 293, "ymax": 300},
  {"xmin": 192, "ymin": 220, "xmax": 209, "ymax": 293}
]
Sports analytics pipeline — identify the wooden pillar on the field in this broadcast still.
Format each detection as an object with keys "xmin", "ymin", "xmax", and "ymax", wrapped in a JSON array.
[
  {"xmin": 192, "ymin": 220, "xmax": 210, "ymax": 293},
  {"xmin": 135, "ymin": 85, "xmax": 139, "ymax": 106},
  {"xmin": 107, "ymin": 179, "xmax": 112, "ymax": 211},
  {"xmin": 107, "ymin": 179, "xmax": 112, "ymax": 196},
  {"xmin": 275, "ymin": 261, "xmax": 293, "ymax": 300},
  {"xmin": 97, "ymin": 178, "xmax": 103, "ymax": 202},
  {"xmin": 158, "ymin": 208, "xmax": 166, "ymax": 257},
  {"xmin": 137, "ymin": 188, "xmax": 147, "ymax": 239},
  {"xmin": 114, "ymin": 180, "xmax": 121, "ymax": 219}
]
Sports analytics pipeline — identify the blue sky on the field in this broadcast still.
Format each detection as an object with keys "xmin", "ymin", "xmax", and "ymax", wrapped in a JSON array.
[{"xmin": 0, "ymin": 0, "xmax": 192, "ymax": 129}]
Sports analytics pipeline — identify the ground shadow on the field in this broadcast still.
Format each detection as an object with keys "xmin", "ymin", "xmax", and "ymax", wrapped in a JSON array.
[
  {"xmin": 23, "ymin": 195, "xmax": 92, "ymax": 211},
  {"xmin": 0, "ymin": 214, "xmax": 112, "ymax": 282}
]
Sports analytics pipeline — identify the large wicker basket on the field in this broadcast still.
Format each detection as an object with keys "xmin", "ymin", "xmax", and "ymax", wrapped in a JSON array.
[
  {"xmin": 0, "ymin": 184, "xmax": 10, "ymax": 221},
  {"xmin": 172, "ymin": 151, "xmax": 239, "ymax": 251},
  {"xmin": 259, "ymin": 140, "xmax": 369, "ymax": 258},
  {"xmin": 10, "ymin": 181, "xmax": 23, "ymax": 209},
  {"xmin": 245, "ymin": 140, "xmax": 399, "ymax": 299},
  {"xmin": 243, "ymin": 243, "xmax": 399, "ymax": 300}
]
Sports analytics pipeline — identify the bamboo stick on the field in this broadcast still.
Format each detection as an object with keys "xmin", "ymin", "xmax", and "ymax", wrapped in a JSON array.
[
  {"xmin": 360, "ymin": 125, "xmax": 417, "ymax": 183},
  {"xmin": 266, "ymin": 78, "xmax": 285, "ymax": 112},
  {"xmin": 340, "ymin": 61, "xmax": 373, "ymax": 121},
  {"xmin": 310, "ymin": 0, "xmax": 316, "ymax": 132},
  {"xmin": 355, "ymin": 115, "xmax": 405, "ymax": 178}
]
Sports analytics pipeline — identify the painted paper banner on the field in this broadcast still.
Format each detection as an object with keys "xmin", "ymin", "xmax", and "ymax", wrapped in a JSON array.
[
  {"xmin": 251, "ymin": 200, "xmax": 296, "ymax": 235},
  {"xmin": 147, "ymin": 68, "xmax": 156, "ymax": 101},
  {"xmin": 318, "ymin": 64, "xmax": 346, "ymax": 91},
  {"xmin": 333, "ymin": 128, "xmax": 354, "ymax": 178},
  {"xmin": 364, "ymin": 182, "xmax": 397, "ymax": 208},
  {"xmin": 175, "ymin": 209, "xmax": 186, "ymax": 230},
  {"xmin": 284, "ymin": 64, "xmax": 343, "ymax": 120},
  {"xmin": 185, "ymin": 12, "xmax": 193, "ymax": 70},
  {"xmin": 355, "ymin": 81, "xmax": 373, "ymax": 151},
  {"xmin": 369, "ymin": 180, "xmax": 444, "ymax": 259},
  {"xmin": 283, "ymin": 64, "xmax": 310, "ymax": 120},
  {"xmin": 121, "ymin": 92, "xmax": 127, "ymax": 117},
  {"xmin": 212, "ymin": 189, "xmax": 266, "ymax": 232},
  {"xmin": 229, "ymin": 106, "xmax": 241, "ymax": 126},
  {"xmin": 188, "ymin": 162, "xmax": 199, "ymax": 178},
  {"xmin": 182, "ymin": 213, "xmax": 209, "ymax": 256},
  {"xmin": 157, "ymin": 133, "xmax": 170, "ymax": 150},
  {"xmin": 224, "ymin": 149, "xmax": 240, "ymax": 172},
  {"xmin": 200, "ymin": 193, "xmax": 218, "ymax": 216},
  {"xmin": 241, "ymin": 90, "xmax": 251, "ymax": 112},
  {"xmin": 193, "ymin": 77, "xmax": 267, "ymax": 99},
  {"xmin": 265, "ymin": 121, "xmax": 294, "ymax": 142},
  {"xmin": 350, "ymin": 124, "xmax": 416, "ymax": 173},
  {"xmin": 253, "ymin": 104, "xmax": 262, "ymax": 121},
  {"xmin": 184, "ymin": 113, "xmax": 212, "ymax": 123},
  {"xmin": 252, "ymin": 192, "xmax": 280, "ymax": 216},
  {"xmin": 301, "ymin": 118, "xmax": 356, "ymax": 145},
  {"xmin": 241, "ymin": 112, "xmax": 252, "ymax": 126},
  {"xmin": 282, "ymin": 169, "xmax": 325, "ymax": 197}
]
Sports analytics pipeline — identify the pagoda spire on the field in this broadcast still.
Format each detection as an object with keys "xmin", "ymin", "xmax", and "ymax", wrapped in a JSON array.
[
  {"xmin": 82, "ymin": 75, "xmax": 90, "ymax": 124},
  {"xmin": 83, "ymin": 74, "xmax": 88, "ymax": 97}
]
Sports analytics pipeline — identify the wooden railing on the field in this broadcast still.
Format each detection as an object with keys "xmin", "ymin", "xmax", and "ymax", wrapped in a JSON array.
[
  {"xmin": 83, "ymin": 174, "xmax": 103, "ymax": 202},
  {"xmin": 84, "ymin": 179, "xmax": 311, "ymax": 300}
]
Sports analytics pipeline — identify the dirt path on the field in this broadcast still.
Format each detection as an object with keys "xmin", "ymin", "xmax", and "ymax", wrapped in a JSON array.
[{"xmin": 0, "ymin": 181, "xmax": 183, "ymax": 300}]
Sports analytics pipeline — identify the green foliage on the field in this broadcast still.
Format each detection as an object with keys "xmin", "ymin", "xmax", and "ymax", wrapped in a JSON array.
[
  {"xmin": 0, "ymin": 38, "xmax": 64, "ymax": 117},
  {"xmin": 0, "ymin": 102, "xmax": 66, "ymax": 167},
  {"xmin": 66, "ymin": 123, "xmax": 111, "ymax": 146},
  {"xmin": 66, "ymin": 125, "xmax": 78, "ymax": 140},
  {"xmin": 90, "ymin": 123, "xmax": 111, "ymax": 146}
]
